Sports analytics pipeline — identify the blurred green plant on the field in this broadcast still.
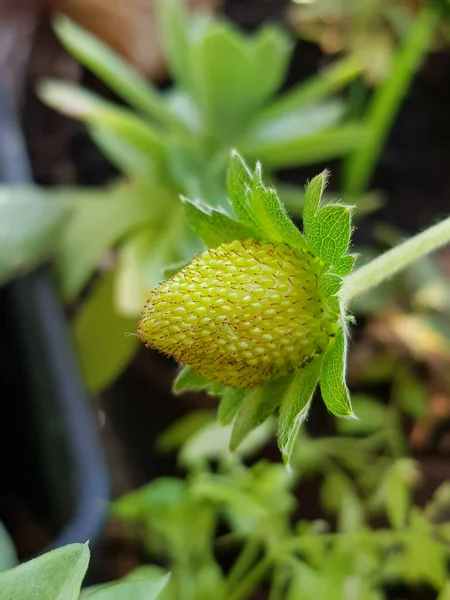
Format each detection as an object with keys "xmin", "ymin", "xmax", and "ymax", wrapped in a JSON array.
[
  {"xmin": 107, "ymin": 403, "xmax": 450, "ymax": 600},
  {"xmin": 0, "ymin": 190, "xmax": 67, "ymax": 286},
  {"xmin": 288, "ymin": 0, "xmax": 433, "ymax": 86}
]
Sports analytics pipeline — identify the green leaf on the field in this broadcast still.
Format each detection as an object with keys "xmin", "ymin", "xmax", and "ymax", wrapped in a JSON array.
[
  {"xmin": 39, "ymin": 81, "xmax": 166, "ymax": 159},
  {"xmin": 243, "ymin": 100, "xmax": 344, "ymax": 156},
  {"xmin": 0, "ymin": 543, "xmax": 89, "ymax": 600},
  {"xmin": 226, "ymin": 151, "xmax": 261, "ymax": 231},
  {"xmin": 277, "ymin": 360, "xmax": 321, "ymax": 462},
  {"xmin": 230, "ymin": 377, "xmax": 290, "ymax": 451},
  {"xmin": 73, "ymin": 270, "xmax": 138, "ymax": 393},
  {"xmin": 320, "ymin": 471, "xmax": 365, "ymax": 533},
  {"xmin": 320, "ymin": 328, "xmax": 354, "ymax": 418},
  {"xmin": 245, "ymin": 184, "xmax": 307, "ymax": 249},
  {"xmin": 39, "ymin": 80, "xmax": 167, "ymax": 179},
  {"xmin": 173, "ymin": 367, "xmax": 211, "ymax": 393},
  {"xmin": 242, "ymin": 123, "xmax": 369, "ymax": 168},
  {"xmin": 80, "ymin": 571, "xmax": 170, "ymax": 599},
  {"xmin": 112, "ymin": 478, "xmax": 185, "ymax": 520},
  {"xmin": 384, "ymin": 460, "xmax": 416, "ymax": 529},
  {"xmin": 0, "ymin": 525, "xmax": 16, "ymax": 573},
  {"xmin": 332, "ymin": 255, "xmax": 356, "ymax": 277},
  {"xmin": 182, "ymin": 196, "xmax": 254, "ymax": 247},
  {"xmin": 336, "ymin": 394, "xmax": 386, "ymax": 435},
  {"xmin": 403, "ymin": 511, "xmax": 446, "ymax": 589},
  {"xmin": 157, "ymin": 411, "xmax": 216, "ymax": 453},
  {"xmin": 307, "ymin": 205, "xmax": 353, "ymax": 264},
  {"xmin": 302, "ymin": 171, "xmax": 328, "ymax": 237},
  {"xmin": 219, "ymin": 388, "xmax": 247, "ymax": 425},
  {"xmin": 115, "ymin": 215, "xmax": 186, "ymax": 316},
  {"xmin": 319, "ymin": 271, "xmax": 341, "ymax": 314},
  {"xmin": 0, "ymin": 190, "xmax": 67, "ymax": 286},
  {"xmin": 259, "ymin": 57, "xmax": 361, "ymax": 121},
  {"xmin": 56, "ymin": 182, "xmax": 164, "ymax": 300},
  {"xmin": 88, "ymin": 126, "xmax": 155, "ymax": 180},
  {"xmin": 155, "ymin": 0, "xmax": 192, "ymax": 98},
  {"xmin": 192, "ymin": 23, "xmax": 292, "ymax": 134},
  {"xmin": 53, "ymin": 16, "xmax": 178, "ymax": 127}
]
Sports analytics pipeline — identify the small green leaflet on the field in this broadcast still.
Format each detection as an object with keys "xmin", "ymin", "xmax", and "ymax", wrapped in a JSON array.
[
  {"xmin": 182, "ymin": 196, "xmax": 254, "ymax": 247},
  {"xmin": 173, "ymin": 366, "xmax": 225, "ymax": 397},
  {"xmin": 308, "ymin": 205, "xmax": 352, "ymax": 264},
  {"xmin": 302, "ymin": 172, "xmax": 355, "ymax": 274},
  {"xmin": 245, "ymin": 184, "xmax": 307, "ymax": 248},
  {"xmin": 319, "ymin": 328, "xmax": 354, "ymax": 418},
  {"xmin": 218, "ymin": 388, "xmax": 247, "ymax": 425},
  {"xmin": 319, "ymin": 271, "xmax": 341, "ymax": 315},
  {"xmin": 173, "ymin": 366, "xmax": 210, "ymax": 393},
  {"xmin": 299, "ymin": 171, "xmax": 328, "ymax": 238},
  {"xmin": 0, "ymin": 543, "xmax": 89, "ymax": 600},
  {"xmin": 332, "ymin": 254, "xmax": 356, "ymax": 278},
  {"xmin": 226, "ymin": 151, "xmax": 263, "ymax": 233},
  {"xmin": 80, "ymin": 571, "xmax": 171, "ymax": 599},
  {"xmin": 230, "ymin": 376, "xmax": 291, "ymax": 451},
  {"xmin": 226, "ymin": 151, "xmax": 307, "ymax": 248},
  {"xmin": 277, "ymin": 359, "xmax": 322, "ymax": 463}
]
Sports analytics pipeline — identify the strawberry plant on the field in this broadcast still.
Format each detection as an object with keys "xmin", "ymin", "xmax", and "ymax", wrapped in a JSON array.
[{"xmin": 138, "ymin": 151, "xmax": 450, "ymax": 464}]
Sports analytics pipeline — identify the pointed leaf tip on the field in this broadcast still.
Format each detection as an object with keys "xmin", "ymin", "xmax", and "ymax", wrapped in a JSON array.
[
  {"xmin": 320, "ymin": 328, "xmax": 353, "ymax": 418},
  {"xmin": 277, "ymin": 360, "xmax": 321, "ymax": 462}
]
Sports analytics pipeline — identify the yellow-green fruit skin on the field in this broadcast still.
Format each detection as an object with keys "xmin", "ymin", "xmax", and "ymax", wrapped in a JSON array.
[{"xmin": 138, "ymin": 239, "xmax": 337, "ymax": 388}]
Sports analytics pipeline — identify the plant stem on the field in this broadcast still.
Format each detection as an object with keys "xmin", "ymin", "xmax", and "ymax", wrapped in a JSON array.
[
  {"xmin": 343, "ymin": 5, "xmax": 437, "ymax": 197},
  {"xmin": 226, "ymin": 555, "xmax": 272, "ymax": 600},
  {"xmin": 268, "ymin": 564, "xmax": 287, "ymax": 600},
  {"xmin": 226, "ymin": 538, "xmax": 260, "ymax": 589},
  {"xmin": 340, "ymin": 215, "xmax": 450, "ymax": 303}
]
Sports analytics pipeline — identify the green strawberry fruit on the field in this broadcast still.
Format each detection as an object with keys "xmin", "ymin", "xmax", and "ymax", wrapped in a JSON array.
[{"xmin": 138, "ymin": 239, "xmax": 338, "ymax": 388}]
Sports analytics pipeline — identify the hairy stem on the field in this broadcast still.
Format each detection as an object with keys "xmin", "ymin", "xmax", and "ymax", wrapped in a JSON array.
[{"xmin": 340, "ymin": 215, "xmax": 450, "ymax": 303}]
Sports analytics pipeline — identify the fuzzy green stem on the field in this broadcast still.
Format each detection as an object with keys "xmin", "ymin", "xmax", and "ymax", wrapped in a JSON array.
[{"xmin": 340, "ymin": 215, "xmax": 450, "ymax": 303}]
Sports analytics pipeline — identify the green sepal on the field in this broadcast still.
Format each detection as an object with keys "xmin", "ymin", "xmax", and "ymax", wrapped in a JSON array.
[
  {"xmin": 182, "ymin": 196, "xmax": 254, "ymax": 247},
  {"xmin": 302, "ymin": 170, "xmax": 328, "ymax": 238},
  {"xmin": 245, "ymin": 180, "xmax": 307, "ymax": 249},
  {"xmin": 173, "ymin": 367, "xmax": 226, "ymax": 399},
  {"xmin": 218, "ymin": 388, "xmax": 247, "ymax": 425},
  {"xmin": 320, "ymin": 328, "xmax": 355, "ymax": 418},
  {"xmin": 333, "ymin": 254, "xmax": 356, "ymax": 277},
  {"xmin": 173, "ymin": 366, "xmax": 211, "ymax": 394},
  {"xmin": 319, "ymin": 271, "xmax": 341, "ymax": 315},
  {"xmin": 307, "ymin": 204, "xmax": 353, "ymax": 264},
  {"xmin": 226, "ymin": 150, "xmax": 260, "ymax": 230},
  {"xmin": 303, "ymin": 172, "xmax": 354, "ymax": 269},
  {"xmin": 277, "ymin": 359, "xmax": 322, "ymax": 463},
  {"xmin": 230, "ymin": 376, "xmax": 291, "ymax": 451},
  {"xmin": 226, "ymin": 151, "xmax": 307, "ymax": 248}
]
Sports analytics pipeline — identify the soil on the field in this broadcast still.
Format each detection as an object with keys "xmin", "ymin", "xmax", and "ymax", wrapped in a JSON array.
[{"xmin": 2, "ymin": 0, "xmax": 450, "ymax": 596}]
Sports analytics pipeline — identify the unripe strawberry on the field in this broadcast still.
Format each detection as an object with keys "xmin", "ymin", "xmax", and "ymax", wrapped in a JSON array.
[{"xmin": 138, "ymin": 239, "xmax": 338, "ymax": 388}]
